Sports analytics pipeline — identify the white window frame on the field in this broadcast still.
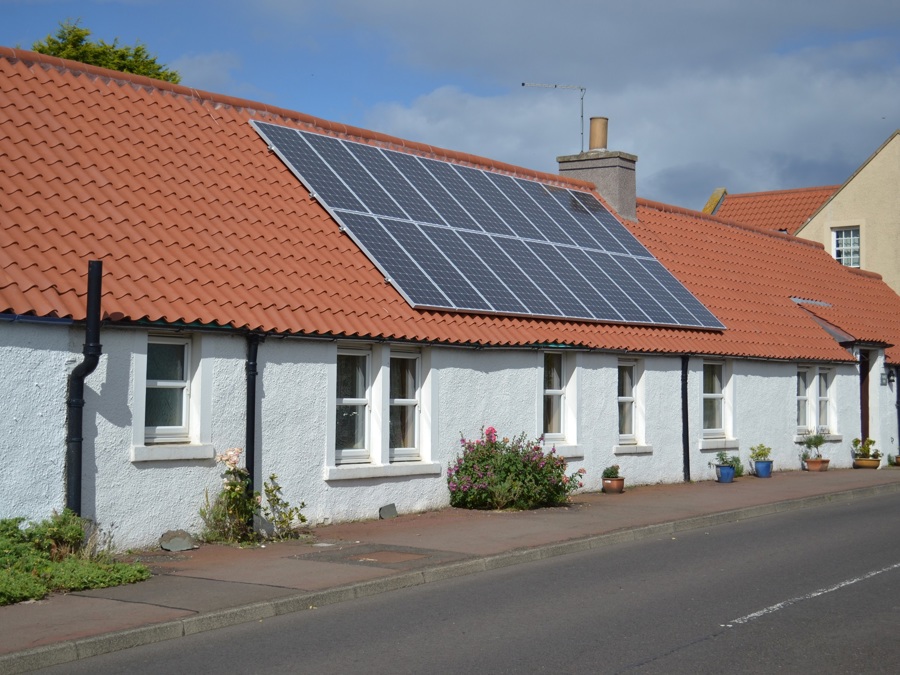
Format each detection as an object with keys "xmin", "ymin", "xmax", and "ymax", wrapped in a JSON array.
[
  {"xmin": 144, "ymin": 336, "xmax": 191, "ymax": 443},
  {"xmin": 335, "ymin": 348, "xmax": 371, "ymax": 465},
  {"xmin": 833, "ymin": 227, "xmax": 860, "ymax": 268},
  {"xmin": 702, "ymin": 361, "xmax": 726, "ymax": 439},
  {"xmin": 389, "ymin": 352, "xmax": 420, "ymax": 462},
  {"xmin": 617, "ymin": 360, "xmax": 637, "ymax": 445},
  {"xmin": 542, "ymin": 351, "xmax": 566, "ymax": 443},
  {"xmin": 796, "ymin": 368, "xmax": 810, "ymax": 433},
  {"xmin": 797, "ymin": 365, "xmax": 834, "ymax": 435},
  {"xmin": 130, "ymin": 333, "xmax": 214, "ymax": 462}
]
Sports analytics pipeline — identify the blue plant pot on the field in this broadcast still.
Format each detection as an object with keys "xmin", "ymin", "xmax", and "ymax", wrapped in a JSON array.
[
  {"xmin": 754, "ymin": 460, "xmax": 773, "ymax": 478},
  {"xmin": 716, "ymin": 465, "xmax": 735, "ymax": 483}
]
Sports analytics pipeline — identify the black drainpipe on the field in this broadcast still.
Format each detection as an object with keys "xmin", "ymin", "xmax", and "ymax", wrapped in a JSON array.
[
  {"xmin": 245, "ymin": 333, "xmax": 262, "ymax": 497},
  {"xmin": 65, "ymin": 260, "xmax": 103, "ymax": 515},
  {"xmin": 895, "ymin": 367, "xmax": 899, "ymax": 457},
  {"xmin": 681, "ymin": 354, "xmax": 691, "ymax": 482}
]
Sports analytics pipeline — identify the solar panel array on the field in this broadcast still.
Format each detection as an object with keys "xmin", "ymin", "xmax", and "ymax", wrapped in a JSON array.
[{"xmin": 252, "ymin": 120, "xmax": 724, "ymax": 330}]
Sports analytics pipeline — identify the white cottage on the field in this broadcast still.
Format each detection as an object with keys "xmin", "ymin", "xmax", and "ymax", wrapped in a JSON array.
[{"xmin": 1, "ymin": 47, "xmax": 899, "ymax": 549}]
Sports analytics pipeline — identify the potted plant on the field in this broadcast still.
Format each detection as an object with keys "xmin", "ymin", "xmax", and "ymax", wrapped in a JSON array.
[
  {"xmin": 799, "ymin": 432, "xmax": 829, "ymax": 471},
  {"xmin": 749, "ymin": 443, "xmax": 774, "ymax": 478},
  {"xmin": 601, "ymin": 465, "xmax": 625, "ymax": 494},
  {"xmin": 709, "ymin": 450, "xmax": 743, "ymax": 483},
  {"xmin": 851, "ymin": 437, "xmax": 881, "ymax": 469}
]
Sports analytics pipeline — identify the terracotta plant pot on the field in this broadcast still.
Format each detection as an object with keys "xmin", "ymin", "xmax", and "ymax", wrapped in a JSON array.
[
  {"xmin": 602, "ymin": 477, "xmax": 625, "ymax": 494},
  {"xmin": 853, "ymin": 458, "xmax": 880, "ymax": 469},
  {"xmin": 805, "ymin": 458, "xmax": 830, "ymax": 472}
]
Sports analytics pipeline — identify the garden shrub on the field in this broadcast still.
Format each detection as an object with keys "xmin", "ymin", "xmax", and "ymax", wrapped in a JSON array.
[
  {"xmin": 0, "ymin": 511, "xmax": 149, "ymax": 606},
  {"xmin": 447, "ymin": 427, "xmax": 585, "ymax": 510}
]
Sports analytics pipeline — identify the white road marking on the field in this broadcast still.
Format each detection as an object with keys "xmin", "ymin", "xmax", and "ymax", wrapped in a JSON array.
[{"xmin": 729, "ymin": 561, "xmax": 900, "ymax": 626}]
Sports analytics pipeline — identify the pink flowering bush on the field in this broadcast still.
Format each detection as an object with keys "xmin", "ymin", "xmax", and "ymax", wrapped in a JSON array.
[
  {"xmin": 447, "ymin": 427, "xmax": 585, "ymax": 510},
  {"xmin": 200, "ymin": 448, "xmax": 306, "ymax": 543}
]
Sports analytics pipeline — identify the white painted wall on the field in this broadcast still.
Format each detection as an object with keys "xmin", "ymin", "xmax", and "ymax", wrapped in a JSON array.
[
  {"xmin": 1, "ymin": 320, "xmax": 892, "ymax": 550},
  {"xmin": 0, "ymin": 320, "xmax": 70, "ymax": 520}
]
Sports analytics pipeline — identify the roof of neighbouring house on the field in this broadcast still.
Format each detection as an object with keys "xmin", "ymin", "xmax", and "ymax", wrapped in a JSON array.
[
  {"xmin": 703, "ymin": 185, "xmax": 839, "ymax": 235},
  {"xmin": 2, "ymin": 46, "xmax": 900, "ymax": 364}
]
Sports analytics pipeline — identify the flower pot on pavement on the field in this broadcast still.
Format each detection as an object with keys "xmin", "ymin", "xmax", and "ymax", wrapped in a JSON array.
[
  {"xmin": 715, "ymin": 465, "xmax": 735, "ymax": 483},
  {"xmin": 602, "ymin": 477, "xmax": 625, "ymax": 494},
  {"xmin": 805, "ymin": 458, "xmax": 830, "ymax": 471},
  {"xmin": 754, "ymin": 460, "xmax": 774, "ymax": 478},
  {"xmin": 853, "ymin": 458, "xmax": 880, "ymax": 469}
]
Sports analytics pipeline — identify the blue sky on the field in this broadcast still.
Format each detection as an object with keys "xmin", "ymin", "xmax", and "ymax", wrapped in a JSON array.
[{"xmin": 3, "ymin": 0, "xmax": 900, "ymax": 209}]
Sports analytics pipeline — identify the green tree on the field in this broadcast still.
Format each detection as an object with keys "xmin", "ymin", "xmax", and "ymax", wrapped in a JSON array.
[{"xmin": 32, "ymin": 20, "xmax": 181, "ymax": 84}]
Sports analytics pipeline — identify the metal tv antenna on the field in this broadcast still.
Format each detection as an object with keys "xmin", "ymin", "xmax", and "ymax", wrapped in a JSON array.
[{"xmin": 521, "ymin": 82, "xmax": 587, "ymax": 152}]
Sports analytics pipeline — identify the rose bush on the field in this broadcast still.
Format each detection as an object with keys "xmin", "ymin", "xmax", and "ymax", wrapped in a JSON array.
[{"xmin": 447, "ymin": 426, "xmax": 585, "ymax": 510}]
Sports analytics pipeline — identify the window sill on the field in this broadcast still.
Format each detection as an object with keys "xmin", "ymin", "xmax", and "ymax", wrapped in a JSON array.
[
  {"xmin": 550, "ymin": 445, "xmax": 583, "ymax": 459},
  {"xmin": 793, "ymin": 434, "xmax": 842, "ymax": 443},
  {"xmin": 699, "ymin": 438, "xmax": 740, "ymax": 451},
  {"xmin": 614, "ymin": 444, "xmax": 653, "ymax": 455},
  {"xmin": 324, "ymin": 462, "xmax": 442, "ymax": 481},
  {"xmin": 131, "ymin": 444, "xmax": 216, "ymax": 462}
]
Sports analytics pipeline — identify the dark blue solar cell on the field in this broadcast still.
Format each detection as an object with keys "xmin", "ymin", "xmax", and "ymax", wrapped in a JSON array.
[
  {"xmin": 346, "ymin": 143, "xmax": 444, "ymax": 225},
  {"xmin": 526, "ymin": 242, "xmax": 621, "ymax": 321},
  {"xmin": 457, "ymin": 231, "xmax": 560, "ymax": 316},
  {"xmin": 454, "ymin": 166, "xmax": 545, "ymax": 241},
  {"xmin": 501, "ymin": 239, "xmax": 588, "ymax": 318},
  {"xmin": 255, "ymin": 122, "xmax": 365, "ymax": 212},
  {"xmin": 385, "ymin": 153, "xmax": 481, "ymax": 231},
  {"xmin": 583, "ymin": 250, "xmax": 675, "ymax": 325},
  {"xmin": 615, "ymin": 255, "xmax": 697, "ymax": 325},
  {"xmin": 570, "ymin": 191, "xmax": 649, "ymax": 257},
  {"xmin": 422, "ymin": 226, "xmax": 528, "ymax": 314},
  {"xmin": 487, "ymin": 175, "xmax": 574, "ymax": 246},
  {"xmin": 513, "ymin": 181, "xmax": 586, "ymax": 247},
  {"xmin": 548, "ymin": 189, "xmax": 628, "ymax": 253},
  {"xmin": 335, "ymin": 211, "xmax": 449, "ymax": 307},
  {"xmin": 423, "ymin": 160, "xmax": 515, "ymax": 236},
  {"xmin": 381, "ymin": 219, "xmax": 491, "ymax": 311},
  {"xmin": 302, "ymin": 132, "xmax": 407, "ymax": 219},
  {"xmin": 640, "ymin": 258, "xmax": 724, "ymax": 328},
  {"xmin": 564, "ymin": 248, "xmax": 649, "ymax": 323}
]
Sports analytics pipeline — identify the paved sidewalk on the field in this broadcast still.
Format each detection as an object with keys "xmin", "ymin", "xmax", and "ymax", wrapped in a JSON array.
[{"xmin": 3, "ymin": 468, "xmax": 900, "ymax": 672}]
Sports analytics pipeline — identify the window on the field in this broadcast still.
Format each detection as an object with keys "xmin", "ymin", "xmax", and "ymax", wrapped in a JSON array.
[
  {"xmin": 131, "ymin": 333, "xmax": 214, "ymax": 462},
  {"xmin": 702, "ymin": 362, "xmax": 724, "ymax": 437},
  {"xmin": 543, "ymin": 352, "xmax": 564, "ymax": 438},
  {"xmin": 145, "ymin": 337, "xmax": 191, "ymax": 443},
  {"xmin": 617, "ymin": 362, "xmax": 636, "ymax": 444},
  {"xmin": 335, "ymin": 351, "xmax": 369, "ymax": 464},
  {"xmin": 833, "ymin": 227, "xmax": 860, "ymax": 268},
  {"xmin": 389, "ymin": 354, "xmax": 420, "ymax": 461},
  {"xmin": 797, "ymin": 366, "xmax": 833, "ymax": 433}
]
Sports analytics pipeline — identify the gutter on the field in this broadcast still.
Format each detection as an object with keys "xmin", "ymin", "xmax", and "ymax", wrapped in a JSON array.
[{"xmin": 65, "ymin": 260, "xmax": 103, "ymax": 515}]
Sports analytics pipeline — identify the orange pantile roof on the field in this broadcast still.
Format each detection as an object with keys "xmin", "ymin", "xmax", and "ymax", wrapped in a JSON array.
[
  {"xmin": 2, "ymin": 47, "xmax": 899, "ymax": 365},
  {"xmin": 710, "ymin": 186, "xmax": 839, "ymax": 235}
]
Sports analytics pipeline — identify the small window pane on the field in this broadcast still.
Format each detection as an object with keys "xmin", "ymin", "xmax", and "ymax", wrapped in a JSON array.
[
  {"xmin": 337, "ymin": 355, "xmax": 366, "ymax": 399},
  {"xmin": 818, "ymin": 373, "xmax": 828, "ymax": 397},
  {"xmin": 544, "ymin": 353, "xmax": 563, "ymax": 390},
  {"xmin": 703, "ymin": 364, "xmax": 722, "ymax": 394},
  {"xmin": 544, "ymin": 395, "xmax": 561, "ymax": 434},
  {"xmin": 618, "ymin": 365, "xmax": 633, "ymax": 398},
  {"xmin": 703, "ymin": 398, "xmax": 722, "ymax": 430},
  {"xmin": 390, "ymin": 405, "xmax": 416, "ymax": 448},
  {"xmin": 147, "ymin": 343, "xmax": 185, "ymax": 380},
  {"xmin": 145, "ymin": 388, "xmax": 183, "ymax": 427},
  {"xmin": 336, "ymin": 404, "xmax": 366, "ymax": 449},
  {"xmin": 618, "ymin": 401, "xmax": 633, "ymax": 435},
  {"xmin": 390, "ymin": 358, "xmax": 416, "ymax": 399}
]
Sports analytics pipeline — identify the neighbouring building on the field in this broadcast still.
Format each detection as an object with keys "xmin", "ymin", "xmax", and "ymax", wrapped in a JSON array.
[
  {"xmin": 703, "ymin": 130, "xmax": 900, "ymax": 295},
  {"xmin": 2, "ymin": 49, "xmax": 899, "ymax": 549}
]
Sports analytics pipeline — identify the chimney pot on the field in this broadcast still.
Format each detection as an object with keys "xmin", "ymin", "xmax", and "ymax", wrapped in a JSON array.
[{"xmin": 589, "ymin": 117, "xmax": 608, "ymax": 151}]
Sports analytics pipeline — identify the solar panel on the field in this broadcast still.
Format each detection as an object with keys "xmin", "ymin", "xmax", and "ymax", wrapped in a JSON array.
[{"xmin": 252, "ymin": 120, "xmax": 725, "ymax": 330}]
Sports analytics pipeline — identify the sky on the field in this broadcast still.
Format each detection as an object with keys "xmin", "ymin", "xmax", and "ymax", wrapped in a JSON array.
[{"xmin": 3, "ymin": 0, "xmax": 900, "ymax": 210}]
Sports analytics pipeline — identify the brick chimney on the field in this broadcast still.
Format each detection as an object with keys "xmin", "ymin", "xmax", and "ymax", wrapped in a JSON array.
[{"xmin": 557, "ymin": 117, "xmax": 637, "ymax": 221}]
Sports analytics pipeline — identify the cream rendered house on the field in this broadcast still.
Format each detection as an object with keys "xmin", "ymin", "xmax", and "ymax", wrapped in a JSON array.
[{"xmin": 796, "ymin": 130, "xmax": 900, "ymax": 294}]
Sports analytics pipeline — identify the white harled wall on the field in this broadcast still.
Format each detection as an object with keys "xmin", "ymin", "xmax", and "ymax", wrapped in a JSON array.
[{"xmin": 0, "ymin": 320, "xmax": 888, "ymax": 550}]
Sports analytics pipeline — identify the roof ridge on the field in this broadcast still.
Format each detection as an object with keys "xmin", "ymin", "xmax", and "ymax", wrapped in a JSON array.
[
  {"xmin": 0, "ymin": 46, "xmax": 588, "ymax": 192},
  {"xmin": 724, "ymin": 185, "xmax": 840, "ymax": 199},
  {"xmin": 636, "ymin": 197, "xmax": 824, "ymax": 248}
]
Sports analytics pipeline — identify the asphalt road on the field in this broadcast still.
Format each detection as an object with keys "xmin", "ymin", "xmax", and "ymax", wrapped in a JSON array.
[{"xmin": 39, "ymin": 492, "xmax": 900, "ymax": 674}]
